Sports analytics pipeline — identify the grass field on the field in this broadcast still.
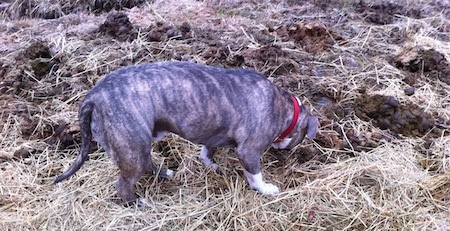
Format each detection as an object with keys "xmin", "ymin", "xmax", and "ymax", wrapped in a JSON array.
[{"xmin": 1, "ymin": 0, "xmax": 449, "ymax": 230}]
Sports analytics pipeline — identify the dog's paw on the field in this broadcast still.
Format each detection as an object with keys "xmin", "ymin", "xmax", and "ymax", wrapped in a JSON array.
[
  {"xmin": 157, "ymin": 168, "xmax": 174, "ymax": 179},
  {"xmin": 165, "ymin": 169, "xmax": 174, "ymax": 178},
  {"xmin": 200, "ymin": 154, "xmax": 218, "ymax": 170},
  {"xmin": 210, "ymin": 163, "xmax": 218, "ymax": 170},
  {"xmin": 257, "ymin": 183, "xmax": 280, "ymax": 195},
  {"xmin": 200, "ymin": 156, "xmax": 218, "ymax": 170},
  {"xmin": 203, "ymin": 161, "xmax": 218, "ymax": 170},
  {"xmin": 136, "ymin": 198, "xmax": 152, "ymax": 207},
  {"xmin": 244, "ymin": 171, "xmax": 280, "ymax": 195}
]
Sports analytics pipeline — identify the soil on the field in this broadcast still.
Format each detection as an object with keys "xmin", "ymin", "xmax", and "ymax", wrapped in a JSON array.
[
  {"xmin": 354, "ymin": 93, "xmax": 443, "ymax": 138},
  {"xmin": 263, "ymin": 22, "xmax": 344, "ymax": 54},
  {"xmin": 146, "ymin": 21, "xmax": 192, "ymax": 42},
  {"xmin": 99, "ymin": 12, "xmax": 137, "ymax": 41},
  {"xmin": 393, "ymin": 46, "xmax": 450, "ymax": 85}
]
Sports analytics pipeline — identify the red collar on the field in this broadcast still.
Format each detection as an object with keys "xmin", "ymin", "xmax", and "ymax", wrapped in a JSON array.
[{"xmin": 274, "ymin": 96, "xmax": 301, "ymax": 143}]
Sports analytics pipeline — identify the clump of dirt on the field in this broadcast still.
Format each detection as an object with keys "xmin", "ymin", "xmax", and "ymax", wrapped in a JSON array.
[
  {"xmin": 262, "ymin": 22, "xmax": 344, "ymax": 53},
  {"xmin": 393, "ymin": 46, "xmax": 450, "ymax": 85},
  {"xmin": 295, "ymin": 87, "xmax": 446, "ymax": 164},
  {"xmin": 216, "ymin": 43, "xmax": 245, "ymax": 67},
  {"xmin": 292, "ymin": 116, "xmax": 386, "ymax": 164},
  {"xmin": 290, "ymin": 89, "xmax": 389, "ymax": 164},
  {"xmin": 18, "ymin": 118, "xmax": 82, "ymax": 148},
  {"xmin": 0, "ymin": 62, "xmax": 22, "ymax": 95},
  {"xmin": 19, "ymin": 40, "xmax": 52, "ymax": 59},
  {"xmin": 146, "ymin": 21, "xmax": 192, "ymax": 42},
  {"xmin": 21, "ymin": 41, "xmax": 58, "ymax": 79},
  {"xmin": 191, "ymin": 27, "xmax": 246, "ymax": 68},
  {"xmin": 242, "ymin": 45, "xmax": 303, "ymax": 74},
  {"xmin": 0, "ymin": 41, "xmax": 57, "ymax": 95},
  {"xmin": 99, "ymin": 12, "xmax": 137, "ymax": 41},
  {"xmin": 355, "ymin": 1, "xmax": 422, "ymax": 25},
  {"xmin": 354, "ymin": 93, "xmax": 439, "ymax": 137},
  {"xmin": 0, "ymin": 99, "xmax": 53, "ymax": 142},
  {"xmin": 1, "ymin": 122, "xmax": 83, "ymax": 162},
  {"xmin": 199, "ymin": 42, "xmax": 245, "ymax": 67},
  {"xmin": 311, "ymin": 90, "xmax": 350, "ymax": 120},
  {"xmin": 0, "ymin": 39, "xmax": 79, "ymax": 148},
  {"xmin": 45, "ymin": 123, "xmax": 81, "ymax": 148}
]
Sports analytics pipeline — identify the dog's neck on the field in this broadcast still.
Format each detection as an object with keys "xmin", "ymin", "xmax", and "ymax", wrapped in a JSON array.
[{"xmin": 273, "ymin": 95, "xmax": 301, "ymax": 144}]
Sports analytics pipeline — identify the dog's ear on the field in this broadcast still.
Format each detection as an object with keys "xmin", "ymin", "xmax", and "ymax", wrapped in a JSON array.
[{"xmin": 306, "ymin": 116, "xmax": 318, "ymax": 140}]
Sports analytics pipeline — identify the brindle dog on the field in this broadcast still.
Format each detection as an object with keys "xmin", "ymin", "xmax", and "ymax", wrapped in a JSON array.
[{"xmin": 55, "ymin": 61, "xmax": 318, "ymax": 203}]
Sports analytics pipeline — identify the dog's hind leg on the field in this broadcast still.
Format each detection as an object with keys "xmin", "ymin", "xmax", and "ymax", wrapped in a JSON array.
[
  {"xmin": 115, "ymin": 153, "xmax": 144, "ymax": 204},
  {"xmin": 111, "ymin": 137, "xmax": 150, "ymax": 203}
]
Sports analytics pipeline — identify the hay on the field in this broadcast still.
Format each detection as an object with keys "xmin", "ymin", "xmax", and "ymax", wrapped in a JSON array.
[{"xmin": 1, "ymin": 0, "xmax": 449, "ymax": 230}]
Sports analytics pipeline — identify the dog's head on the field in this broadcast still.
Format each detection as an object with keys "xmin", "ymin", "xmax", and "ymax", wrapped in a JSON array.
[{"xmin": 272, "ymin": 102, "xmax": 318, "ymax": 150}]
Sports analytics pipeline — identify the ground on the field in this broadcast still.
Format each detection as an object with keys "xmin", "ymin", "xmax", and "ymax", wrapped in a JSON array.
[{"xmin": 0, "ymin": 0, "xmax": 449, "ymax": 230}]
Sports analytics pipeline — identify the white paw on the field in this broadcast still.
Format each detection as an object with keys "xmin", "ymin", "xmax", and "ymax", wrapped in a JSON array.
[
  {"xmin": 165, "ymin": 169, "xmax": 174, "ymax": 178},
  {"xmin": 202, "ymin": 160, "xmax": 218, "ymax": 170},
  {"xmin": 244, "ymin": 171, "xmax": 280, "ymax": 195},
  {"xmin": 257, "ymin": 183, "xmax": 280, "ymax": 195},
  {"xmin": 137, "ymin": 198, "xmax": 152, "ymax": 207},
  {"xmin": 209, "ymin": 163, "xmax": 219, "ymax": 170}
]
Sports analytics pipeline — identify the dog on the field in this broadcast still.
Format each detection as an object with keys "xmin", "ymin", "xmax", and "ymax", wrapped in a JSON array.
[{"xmin": 54, "ymin": 61, "xmax": 318, "ymax": 203}]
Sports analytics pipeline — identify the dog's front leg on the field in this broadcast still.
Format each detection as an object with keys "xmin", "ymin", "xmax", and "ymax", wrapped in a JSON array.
[
  {"xmin": 200, "ymin": 146, "xmax": 218, "ymax": 170},
  {"xmin": 236, "ymin": 147, "xmax": 280, "ymax": 195}
]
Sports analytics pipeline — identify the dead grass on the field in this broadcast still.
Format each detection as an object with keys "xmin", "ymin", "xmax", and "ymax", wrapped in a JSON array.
[{"xmin": 1, "ymin": 0, "xmax": 449, "ymax": 230}]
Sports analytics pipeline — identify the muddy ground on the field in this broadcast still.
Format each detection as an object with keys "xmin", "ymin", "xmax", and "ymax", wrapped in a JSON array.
[{"xmin": 0, "ymin": 0, "xmax": 449, "ymax": 229}]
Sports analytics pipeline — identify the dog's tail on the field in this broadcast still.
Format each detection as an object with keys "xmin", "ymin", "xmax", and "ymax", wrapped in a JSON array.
[{"xmin": 54, "ymin": 100, "xmax": 94, "ymax": 184}]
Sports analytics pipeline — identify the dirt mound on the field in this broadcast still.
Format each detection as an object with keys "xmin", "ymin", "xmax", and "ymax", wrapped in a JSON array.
[
  {"xmin": 45, "ymin": 123, "xmax": 81, "ymax": 148},
  {"xmin": 300, "ymin": 87, "xmax": 448, "ymax": 164},
  {"xmin": 202, "ymin": 42, "xmax": 245, "ymax": 67},
  {"xmin": 188, "ymin": 26, "xmax": 248, "ymax": 68},
  {"xmin": 356, "ymin": 1, "xmax": 422, "ymax": 25},
  {"xmin": 0, "ymin": 40, "xmax": 57, "ymax": 95},
  {"xmin": 99, "ymin": 12, "xmax": 137, "ymax": 41},
  {"xmin": 146, "ymin": 21, "xmax": 192, "ymax": 42},
  {"xmin": 242, "ymin": 45, "xmax": 303, "ymax": 74},
  {"xmin": 262, "ymin": 22, "xmax": 344, "ymax": 53},
  {"xmin": 354, "ymin": 93, "xmax": 441, "ymax": 137},
  {"xmin": 292, "ymin": 90, "xmax": 388, "ymax": 164},
  {"xmin": 294, "ymin": 117, "xmax": 385, "ymax": 164},
  {"xmin": 0, "ymin": 40, "xmax": 78, "ymax": 148},
  {"xmin": 393, "ymin": 46, "xmax": 450, "ymax": 85},
  {"xmin": 25, "ymin": 41, "xmax": 58, "ymax": 79}
]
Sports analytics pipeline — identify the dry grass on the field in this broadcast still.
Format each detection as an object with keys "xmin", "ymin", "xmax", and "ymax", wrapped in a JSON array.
[{"xmin": 1, "ymin": 0, "xmax": 450, "ymax": 230}]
